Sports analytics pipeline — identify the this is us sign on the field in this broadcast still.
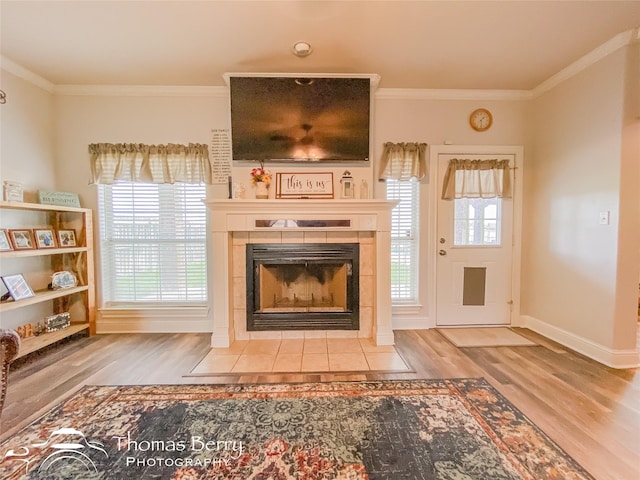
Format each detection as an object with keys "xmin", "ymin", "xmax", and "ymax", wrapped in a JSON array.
[{"xmin": 275, "ymin": 172, "xmax": 334, "ymax": 199}]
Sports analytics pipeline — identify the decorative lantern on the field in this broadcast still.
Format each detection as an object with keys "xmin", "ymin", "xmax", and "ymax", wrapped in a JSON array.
[{"xmin": 340, "ymin": 170, "xmax": 354, "ymax": 199}]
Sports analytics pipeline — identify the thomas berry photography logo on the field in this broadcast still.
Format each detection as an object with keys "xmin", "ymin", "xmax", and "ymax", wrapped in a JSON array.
[{"xmin": 3, "ymin": 427, "xmax": 108, "ymax": 476}]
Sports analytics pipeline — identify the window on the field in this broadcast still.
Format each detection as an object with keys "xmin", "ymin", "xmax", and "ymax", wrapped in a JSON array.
[
  {"xmin": 386, "ymin": 179, "xmax": 420, "ymax": 303},
  {"xmin": 453, "ymin": 197, "xmax": 502, "ymax": 246},
  {"xmin": 98, "ymin": 182, "xmax": 207, "ymax": 305}
]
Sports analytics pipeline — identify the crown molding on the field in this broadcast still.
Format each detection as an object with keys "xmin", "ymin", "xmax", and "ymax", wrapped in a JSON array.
[
  {"xmin": 375, "ymin": 88, "xmax": 532, "ymax": 101},
  {"xmin": 52, "ymin": 84, "xmax": 227, "ymax": 97},
  {"xmin": 1, "ymin": 55, "xmax": 54, "ymax": 93},
  {"xmin": 530, "ymin": 28, "xmax": 638, "ymax": 99}
]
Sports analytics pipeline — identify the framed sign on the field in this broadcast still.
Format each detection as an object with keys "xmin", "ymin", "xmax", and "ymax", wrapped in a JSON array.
[
  {"xmin": 275, "ymin": 172, "xmax": 334, "ymax": 199},
  {"xmin": 38, "ymin": 190, "xmax": 81, "ymax": 208}
]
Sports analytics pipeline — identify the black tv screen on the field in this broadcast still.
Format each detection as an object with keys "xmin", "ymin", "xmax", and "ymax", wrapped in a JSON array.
[{"xmin": 229, "ymin": 76, "xmax": 370, "ymax": 162}]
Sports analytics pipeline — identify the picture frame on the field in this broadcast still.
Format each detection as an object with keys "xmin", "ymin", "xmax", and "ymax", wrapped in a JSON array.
[
  {"xmin": 8, "ymin": 229, "xmax": 35, "ymax": 250},
  {"xmin": 1, "ymin": 273, "xmax": 35, "ymax": 301},
  {"xmin": 57, "ymin": 229, "xmax": 77, "ymax": 247},
  {"xmin": 34, "ymin": 228, "xmax": 57, "ymax": 249},
  {"xmin": 0, "ymin": 229, "xmax": 13, "ymax": 251},
  {"xmin": 51, "ymin": 271, "xmax": 78, "ymax": 290},
  {"xmin": 275, "ymin": 172, "xmax": 334, "ymax": 199}
]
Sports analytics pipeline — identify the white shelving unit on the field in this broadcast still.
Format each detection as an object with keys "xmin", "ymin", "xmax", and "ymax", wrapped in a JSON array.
[{"xmin": 0, "ymin": 201, "xmax": 95, "ymax": 359}]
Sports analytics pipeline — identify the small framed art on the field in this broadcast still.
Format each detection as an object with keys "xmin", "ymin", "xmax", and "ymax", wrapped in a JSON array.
[
  {"xmin": 9, "ymin": 229, "xmax": 35, "ymax": 250},
  {"xmin": 34, "ymin": 228, "xmax": 57, "ymax": 249},
  {"xmin": 57, "ymin": 229, "xmax": 77, "ymax": 247},
  {"xmin": 0, "ymin": 229, "xmax": 13, "ymax": 251},
  {"xmin": 1, "ymin": 273, "xmax": 35, "ymax": 301}
]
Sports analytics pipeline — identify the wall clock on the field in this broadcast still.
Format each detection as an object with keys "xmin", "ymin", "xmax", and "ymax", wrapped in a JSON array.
[{"xmin": 469, "ymin": 108, "xmax": 493, "ymax": 132}]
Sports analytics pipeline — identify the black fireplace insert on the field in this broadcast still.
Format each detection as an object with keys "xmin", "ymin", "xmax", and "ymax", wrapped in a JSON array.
[{"xmin": 246, "ymin": 243, "xmax": 359, "ymax": 330}]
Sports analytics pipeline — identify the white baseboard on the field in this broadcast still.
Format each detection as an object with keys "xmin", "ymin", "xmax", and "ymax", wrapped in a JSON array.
[
  {"xmin": 392, "ymin": 314, "xmax": 431, "ymax": 330},
  {"xmin": 521, "ymin": 315, "xmax": 640, "ymax": 369},
  {"xmin": 97, "ymin": 307, "xmax": 212, "ymax": 334}
]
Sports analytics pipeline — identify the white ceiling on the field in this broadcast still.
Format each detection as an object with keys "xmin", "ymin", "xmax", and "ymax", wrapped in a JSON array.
[{"xmin": 1, "ymin": 1, "xmax": 639, "ymax": 90}]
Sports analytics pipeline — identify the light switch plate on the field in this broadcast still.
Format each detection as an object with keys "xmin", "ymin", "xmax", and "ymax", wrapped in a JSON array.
[{"xmin": 599, "ymin": 211, "xmax": 610, "ymax": 225}]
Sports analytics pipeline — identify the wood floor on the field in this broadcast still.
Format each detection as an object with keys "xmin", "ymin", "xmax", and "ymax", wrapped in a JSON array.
[{"xmin": 2, "ymin": 329, "xmax": 638, "ymax": 480}]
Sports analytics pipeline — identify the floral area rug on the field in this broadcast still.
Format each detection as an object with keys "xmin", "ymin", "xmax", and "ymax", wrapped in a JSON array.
[{"xmin": 0, "ymin": 378, "xmax": 594, "ymax": 479}]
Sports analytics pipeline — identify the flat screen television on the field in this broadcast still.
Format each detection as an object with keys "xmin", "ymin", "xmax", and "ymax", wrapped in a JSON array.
[{"xmin": 229, "ymin": 76, "xmax": 371, "ymax": 162}]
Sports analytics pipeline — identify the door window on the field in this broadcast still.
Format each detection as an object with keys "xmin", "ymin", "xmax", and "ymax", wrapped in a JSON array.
[{"xmin": 453, "ymin": 197, "xmax": 502, "ymax": 246}]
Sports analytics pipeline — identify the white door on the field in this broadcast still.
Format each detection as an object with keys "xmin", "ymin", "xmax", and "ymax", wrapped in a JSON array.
[{"xmin": 435, "ymin": 152, "xmax": 515, "ymax": 326}]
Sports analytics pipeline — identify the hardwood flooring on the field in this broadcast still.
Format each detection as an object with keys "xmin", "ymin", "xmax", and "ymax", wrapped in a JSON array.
[{"xmin": 2, "ymin": 329, "xmax": 638, "ymax": 480}]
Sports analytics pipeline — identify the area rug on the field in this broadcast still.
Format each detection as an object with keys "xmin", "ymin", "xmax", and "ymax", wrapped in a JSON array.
[
  {"xmin": 438, "ymin": 327, "xmax": 538, "ymax": 347},
  {"xmin": 0, "ymin": 379, "xmax": 593, "ymax": 479}
]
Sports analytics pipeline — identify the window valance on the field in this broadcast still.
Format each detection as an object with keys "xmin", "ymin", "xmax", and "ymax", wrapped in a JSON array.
[
  {"xmin": 89, "ymin": 143, "xmax": 212, "ymax": 185},
  {"xmin": 378, "ymin": 142, "xmax": 428, "ymax": 181},
  {"xmin": 441, "ymin": 159, "xmax": 511, "ymax": 199}
]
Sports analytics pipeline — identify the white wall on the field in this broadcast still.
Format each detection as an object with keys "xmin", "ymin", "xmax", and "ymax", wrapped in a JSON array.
[
  {"xmin": 0, "ymin": 70, "xmax": 55, "ymax": 199},
  {"xmin": 53, "ymin": 92, "xmax": 231, "ymax": 210},
  {"xmin": 522, "ymin": 45, "xmax": 639, "ymax": 367},
  {"xmin": 0, "ymin": 70, "xmax": 58, "ymax": 330}
]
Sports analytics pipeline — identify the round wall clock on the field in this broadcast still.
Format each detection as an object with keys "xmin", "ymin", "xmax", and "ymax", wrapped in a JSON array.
[{"xmin": 469, "ymin": 108, "xmax": 493, "ymax": 132}]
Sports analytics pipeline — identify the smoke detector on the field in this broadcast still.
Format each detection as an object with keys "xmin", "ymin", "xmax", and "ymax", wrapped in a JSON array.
[{"xmin": 292, "ymin": 41, "xmax": 312, "ymax": 58}]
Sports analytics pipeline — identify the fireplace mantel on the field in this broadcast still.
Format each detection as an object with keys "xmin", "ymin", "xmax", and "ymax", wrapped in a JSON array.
[
  {"xmin": 207, "ymin": 199, "xmax": 397, "ymax": 232},
  {"xmin": 205, "ymin": 198, "xmax": 398, "ymax": 347}
]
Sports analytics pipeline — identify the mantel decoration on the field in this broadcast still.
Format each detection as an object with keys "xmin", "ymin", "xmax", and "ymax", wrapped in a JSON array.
[
  {"xmin": 340, "ymin": 170, "xmax": 355, "ymax": 199},
  {"xmin": 275, "ymin": 172, "xmax": 334, "ymax": 199},
  {"xmin": 250, "ymin": 161, "xmax": 272, "ymax": 199}
]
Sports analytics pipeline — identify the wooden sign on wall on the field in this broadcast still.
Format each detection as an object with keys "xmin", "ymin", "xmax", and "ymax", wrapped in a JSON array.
[
  {"xmin": 38, "ymin": 190, "xmax": 81, "ymax": 208},
  {"xmin": 275, "ymin": 172, "xmax": 334, "ymax": 199}
]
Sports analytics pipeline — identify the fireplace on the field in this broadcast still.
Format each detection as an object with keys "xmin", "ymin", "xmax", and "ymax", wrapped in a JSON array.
[
  {"xmin": 205, "ymin": 199, "xmax": 397, "ymax": 347},
  {"xmin": 246, "ymin": 243, "xmax": 359, "ymax": 330}
]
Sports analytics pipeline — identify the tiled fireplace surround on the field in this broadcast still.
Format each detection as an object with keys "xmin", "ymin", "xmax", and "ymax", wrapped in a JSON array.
[{"xmin": 205, "ymin": 199, "xmax": 398, "ymax": 348}]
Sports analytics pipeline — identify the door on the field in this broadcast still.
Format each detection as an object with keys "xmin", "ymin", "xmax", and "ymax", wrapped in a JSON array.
[{"xmin": 436, "ymin": 152, "xmax": 515, "ymax": 326}]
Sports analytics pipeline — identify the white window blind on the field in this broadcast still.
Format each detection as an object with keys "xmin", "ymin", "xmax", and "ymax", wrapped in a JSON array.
[
  {"xmin": 98, "ymin": 183, "xmax": 207, "ymax": 305},
  {"xmin": 386, "ymin": 179, "xmax": 420, "ymax": 303}
]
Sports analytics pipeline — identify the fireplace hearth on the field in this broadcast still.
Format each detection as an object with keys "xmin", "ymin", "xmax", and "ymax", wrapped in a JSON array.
[{"xmin": 246, "ymin": 243, "xmax": 359, "ymax": 330}]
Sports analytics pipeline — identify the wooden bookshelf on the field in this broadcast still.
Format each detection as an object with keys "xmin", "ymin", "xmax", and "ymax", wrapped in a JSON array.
[
  {"xmin": 1, "ymin": 201, "xmax": 95, "ymax": 358},
  {"xmin": 0, "ymin": 286, "xmax": 90, "ymax": 313},
  {"xmin": 15, "ymin": 323, "xmax": 90, "ymax": 359}
]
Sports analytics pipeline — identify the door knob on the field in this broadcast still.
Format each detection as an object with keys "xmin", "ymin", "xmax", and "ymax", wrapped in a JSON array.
[{"xmin": 438, "ymin": 249, "xmax": 447, "ymax": 256}]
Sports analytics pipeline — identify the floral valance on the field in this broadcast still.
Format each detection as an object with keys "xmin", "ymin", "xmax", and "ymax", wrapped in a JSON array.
[
  {"xmin": 89, "ymin": 143, "xmax": 212, "ymax": 185},
  {"xmin": 441, "ymin": 159, "xmax": 511, "ymax": 199},
  {"xmin": 378, "ymin": 142, "xmax": 428, "ymax": 181}
]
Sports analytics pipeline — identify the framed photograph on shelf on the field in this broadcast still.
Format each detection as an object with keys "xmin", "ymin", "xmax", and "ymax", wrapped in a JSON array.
[
  {"xmin": 57, "ymin": 229, "xmax": 77, "ymax": 247},
  {"xmin": 275, "ymin": 172, "xmax": 334, "ymax": 199},
  {"xmin": 34, "ymin": 228, "xmax": 57, "ymax": 249},
  {"xmin": 8, "ymin": 229, "xmax": 35, "ymax": 250},
  {"xmin": 0, "ymin": 229, "xmax": 13, "ymax": 251},
  {"xmin": 1, "ymin": 273, "xmax": 35, "ymax": 301}
]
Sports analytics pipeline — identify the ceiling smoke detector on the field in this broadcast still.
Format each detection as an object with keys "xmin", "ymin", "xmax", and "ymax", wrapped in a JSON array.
[{"xmin": 292, "ymin": 41, "xmax": 312, "ymax": 58}]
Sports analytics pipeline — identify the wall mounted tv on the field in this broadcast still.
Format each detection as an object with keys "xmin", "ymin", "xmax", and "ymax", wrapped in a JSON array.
[{"xmin": 229, "ymin": 76, "xmax": 371, "ymax": 163}]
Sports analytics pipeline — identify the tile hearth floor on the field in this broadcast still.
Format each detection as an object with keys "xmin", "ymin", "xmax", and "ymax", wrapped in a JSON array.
[{"xmin": 188, "ymin": 337, "xmax": 411, "ymax": 375}]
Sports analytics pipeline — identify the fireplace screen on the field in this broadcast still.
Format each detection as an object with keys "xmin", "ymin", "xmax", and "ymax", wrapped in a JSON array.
[{"xmin": 246, "ymin": 243, "xmax": 359, "ymax": 330}]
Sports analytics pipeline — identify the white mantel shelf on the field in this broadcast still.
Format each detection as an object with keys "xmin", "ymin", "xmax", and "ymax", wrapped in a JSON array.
[
  {"xmin": 206, "ymin": 199, "xmax": 397, "ymax": 207},
  {"xmin": 204, "ymin": 198, "xmax": 398, "ymax": 348}
]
